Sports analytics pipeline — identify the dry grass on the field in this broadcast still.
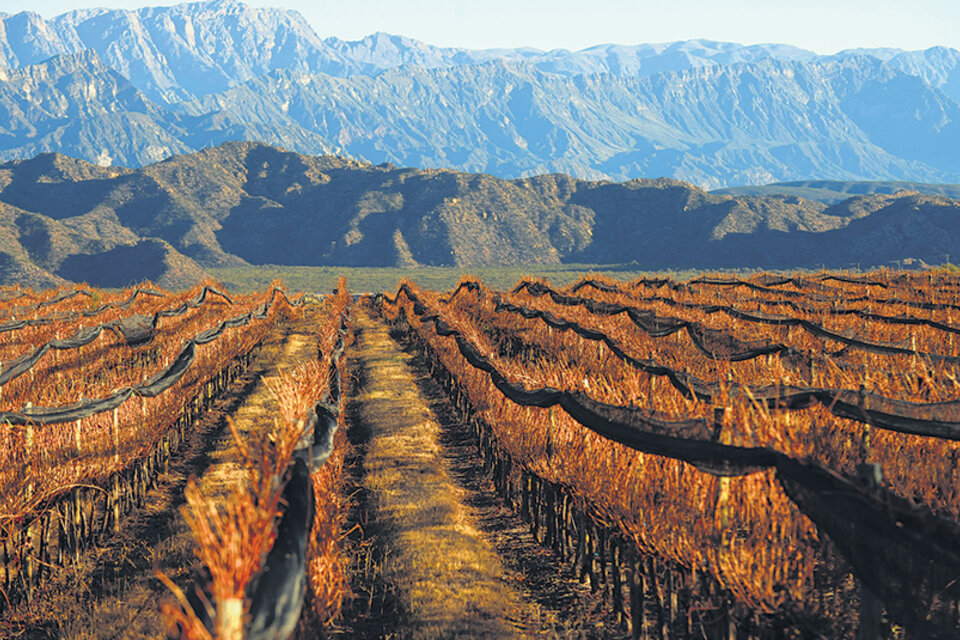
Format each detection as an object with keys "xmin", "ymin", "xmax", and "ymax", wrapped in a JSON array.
[{"xmin": 349, "ymin": 307, "xmax": 543, "ymax": 639}]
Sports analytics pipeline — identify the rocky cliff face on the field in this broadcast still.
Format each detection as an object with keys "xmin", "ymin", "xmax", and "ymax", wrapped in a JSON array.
[
  {"xmin": 0, "ymin": 50, "xmax": 189, "ymax": 167},
  {"xmin": 3, "ymin": 50, "xmax": 960, "ymax": 188},
  {"xmin": 0, "ymin": 4, "xmax": 825, "ymax": 103},
  {"xmin": 1, "ymin": 1, "xmax": 338, "ymax": 103},
  {"xmin": 2, "ymin": 2, "xmax": 960, "ymax": 187}
]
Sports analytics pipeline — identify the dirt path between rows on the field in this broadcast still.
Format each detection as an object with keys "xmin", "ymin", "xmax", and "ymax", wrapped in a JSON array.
[
  {"xmin": 2, "ymin": 313, "xmax": 320, "ymax": 639},
  {"xmin": 197, "ymin": 321, "xmax": 317, "ymax": 499},
  {"xmin": 337, "ymin": 308, "xmax": 621, "ymax": 639}
]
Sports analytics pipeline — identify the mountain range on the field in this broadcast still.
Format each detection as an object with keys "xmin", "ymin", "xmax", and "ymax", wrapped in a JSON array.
[
  {"xmin": 0, "ymin": 141, "xmax": 956, "ymax": 288},
  {"xmin": 3, "ymin": 1, "xmax": 960, "ymax": 187}
]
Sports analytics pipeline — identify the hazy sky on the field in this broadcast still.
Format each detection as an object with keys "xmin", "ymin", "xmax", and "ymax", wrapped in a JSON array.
[{"xmin": 15, "ymin": 0, "xmax": 960, "ymax": 54}]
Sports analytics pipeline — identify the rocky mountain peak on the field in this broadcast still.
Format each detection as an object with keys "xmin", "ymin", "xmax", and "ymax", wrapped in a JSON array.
[{"xmin": 2, "ymin": 2, "xmax": 960, "ymax": 187}]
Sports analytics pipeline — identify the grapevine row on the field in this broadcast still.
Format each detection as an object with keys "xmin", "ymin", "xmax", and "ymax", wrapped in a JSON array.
[
  {"xmin": 0, "ymin": 282, "xmax": 305, "ymax": 608},
  {"xmin": 383, "ymin": 279, "xmax": 960, "ymax": 638},
  {"xmin": 166, "ymin": 280, "xmax": 351, "ymax": 639}
]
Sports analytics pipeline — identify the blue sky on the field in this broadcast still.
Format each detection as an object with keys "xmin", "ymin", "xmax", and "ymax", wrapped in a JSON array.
[{"xmin": 17, "ymin": 0, "xmax": 960, "ymax": 53}]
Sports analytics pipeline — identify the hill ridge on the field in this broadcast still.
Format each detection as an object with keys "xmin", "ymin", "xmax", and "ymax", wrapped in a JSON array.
[{"xmin": 0, "ymin": 142, "xmax": 956, "ymax": 288}]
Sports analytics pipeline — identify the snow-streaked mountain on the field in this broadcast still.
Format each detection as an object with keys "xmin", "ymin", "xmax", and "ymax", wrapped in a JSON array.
[
  {"xmin": 2, "ymin": 1, "xmax": 960, "ymax": 187},
  {"xmin": 180, "ymin": 57, "xmax": 960, "ymax": 187},
  {"xmin": 2, "ymin": 1, "xmax": 952, "ymax": 101},
  {"xmin": 0, "ymin": 50, "xmax": 339, "ymax": 167}
]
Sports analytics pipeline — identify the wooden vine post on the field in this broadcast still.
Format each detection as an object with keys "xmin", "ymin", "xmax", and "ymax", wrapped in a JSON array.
[
  {"xmin": 24, "ymin": 402, "xmax": 33, "ymax": 503},
  {"xmin": 714, "ymin": 406, "xmax": 732, "ymax": 533},
  {"xmin": 113, "ymin": 407, "xmax": 120, "ymax": 464},
  {"xmin": 74, "ymin": 417, "xmax": 82, "ymax": 455},
  {"xmin": 855, "ymin": 462, "xmax": 884, "ymax": 640},
  {"xmin": 219, "ymin": 597, "xmax": 243, "ymax": 640}
]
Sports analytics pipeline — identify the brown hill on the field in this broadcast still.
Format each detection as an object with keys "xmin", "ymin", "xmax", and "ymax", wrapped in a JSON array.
[{"xmin": 0, "ymin": 141, "xmax": 955, "ymax": 287}]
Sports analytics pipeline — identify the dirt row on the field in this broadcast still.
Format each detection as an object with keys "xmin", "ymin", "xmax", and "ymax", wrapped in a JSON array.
[{"xmin": 333, "ymin": 308, "xmax": 620, "ymax": 639}]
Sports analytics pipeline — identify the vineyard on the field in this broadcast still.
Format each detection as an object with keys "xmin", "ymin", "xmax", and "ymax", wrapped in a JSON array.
[
  {"xmin": 1, "ymin": 270, "xmax": 959, "ymax": 638},
  {"xmin": 0, "ymin": 279, "xmax": 350, "ymax": 639},
  {"xmin": 379, "ymin": 271, "xmax": 960, "ymax": 639}
]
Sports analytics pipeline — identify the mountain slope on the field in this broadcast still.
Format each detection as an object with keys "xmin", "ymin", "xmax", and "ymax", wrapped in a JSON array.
[
  {"xmin": 0, "ymin": 50, "xmax": 190, "ymax": 166},
  {"xmin": 0, "ymin": 143, "xmax": 956, "ymax": 288},
  {"xmin": 183, "ymin": 57, "xmax": 959, "ymax": 187},
  {"xmin": 2, "ymin": 1, "xmax": 342, "ymax": 103},
  {"xmin": 0, "ymin": 151, "xmax": 209, "ymax": 288},
  {"xmin": 882, "ymin": 47, "xmax": 960, "ymax": 104},
  {"xmin": 0, "ymin": 50, "xmax": 340, "ymax": 168},
  {"xmin": 4, "ymin": 46, "xmax": 959, "ymax": 187},
  {"xmin": 713, "ymin": 180, "xmax": 960, "ymax": 204},
  {"xmin": 3, "ymin": 2, "xmax": 960, "ymax": 186}
]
